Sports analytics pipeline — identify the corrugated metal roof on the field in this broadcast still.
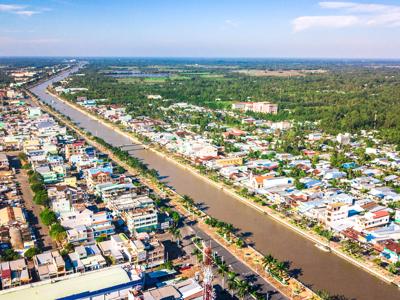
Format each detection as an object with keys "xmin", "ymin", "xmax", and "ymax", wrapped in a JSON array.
[{"xmin": 0, "ymin": 266, "xmax": 132, "ymax": 300}]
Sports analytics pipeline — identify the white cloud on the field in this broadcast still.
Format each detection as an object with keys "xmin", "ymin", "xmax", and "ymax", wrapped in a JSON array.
[
  {"xmin": 293, "ymin": 1, "xmax": 400, "ymax": 32},
  {"xmin": 15, "ymin": 10, "xmax": 40, "ymax": 16},
  {"xmin": 0, "ymin": 4, "xmax": 25, "ymax": 11},
  {"xmin": 319, "ymin": 2, "xmax": 393, "ymax": 13},
  {"xmin": 0, "ymin": 3, "xmax": 44, "ymax": 16},
  {"xmin": 293, "ymin": 15, "xmax": 359, "ymax": 32}
]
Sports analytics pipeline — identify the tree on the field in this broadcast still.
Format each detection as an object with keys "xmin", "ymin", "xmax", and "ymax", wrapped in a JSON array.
[
  {"xmin": 1, "ymin": 249, "xmax": 21, "ymax": 261},
  {"xmin": 49, "ymin": 223, "xmax": 66, "ymax": 242},
  {"xmin": 235, "ymin": 237, "xmax": 245, "ymax": 248},
  {"xmin": 115, "ymin": 165, "xmax": 126, "ymax": 174},
  {"xmin": 31, "ymin": 182, "xmax": 45, "ymax": 193},
  {"xmin": 294, "ymin": 178, "xmax": 305, "ymax": 190},
  {"xmin": 170, "ymin": 211, "xmax": 180, "ymax": 226},
  {"xmin": 182, "ymin": 195, "xmax": 195, "ymax": 207},
  {"xmin": 18, "ymin": 152, "xmax": 27, "ymax": 162},
  {"xmin": 95, "ymin": 235, "xmax": 108, "ymax": 243},
  {"xmin": 227, "ymin": 272, "xmax": 238, "ymax": 297},
  {"xmin": 217, "ymin": 260, "xmax": 229, "ymax": 276},
  {"xmin": 388, "ymin": 263, "xmax": 398, "ymax": 275},
  {"xmin": 169, "ymin": 227, "xmax": 182, "ymax": 246},
  {"xmin": 192, "ymin": 248, "xmax": 203, "ymax": 262},
  {"xmin": 317, "ymin": 290, "xmax": 331, "ymax": 300},
  {"xmin": 262, "ymin": 254, "xmax": 276, "ymax": 271},
  {"xmin": 236, "ymin": 279, "xmax": 251, "ymax": 300},
  {"xmin": 40, "ymin": 208, "xmax": 57, "ymax": 226},
  {"xmin": 163, "ymin": 260, "xmax": 174, "ymax": 270},
  {"xmin": 33, "ymin": 190, "xmax": 49, "ymax": 206},
  {"xmin": 24, "ymin": 247, "xmax": 41, "ymax": 259},
  {"xmin": 60, "ymin": 243, "xmax": 74, "ymax": 256},
  {"xmin": 274, "ymin": 261, "xmax": 289, "ymax": 279},
  {"xmin": 148, "ymin": 168, "xmax": 159, "ymax": 180}
]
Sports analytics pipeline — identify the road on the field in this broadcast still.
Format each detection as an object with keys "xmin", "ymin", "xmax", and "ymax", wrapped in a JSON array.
[
  {"xmin": 192, "ymin": 224, "xmax": 287, "ymax": 300},
  {"xmin": 159, "ymin": 220, "xmax": 287, "ymax": 299},
  {"xmin": 8, "ymin": 154, "xmax": 56, "ymax": 251}
]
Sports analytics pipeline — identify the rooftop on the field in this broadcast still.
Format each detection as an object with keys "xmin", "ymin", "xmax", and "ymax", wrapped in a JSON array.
[{"xmin": 0, "ymin": 266, "xmax": 135, "ymax": 300}]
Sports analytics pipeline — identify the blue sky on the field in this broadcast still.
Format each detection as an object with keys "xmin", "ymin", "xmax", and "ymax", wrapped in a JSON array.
[{"xmin": 1, "ymin": 0, "xmax": 400, "ymax": 58}]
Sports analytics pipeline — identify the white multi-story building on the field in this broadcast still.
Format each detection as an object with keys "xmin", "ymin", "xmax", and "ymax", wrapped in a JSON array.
[
  {"xmin": 252, "ymin": 102, "xmax": 278, "ymax": 114},
  {"xmin": 177, "ymin": 140, "xmax": 218, "ymax": 159},
  {"xmin": 61, "ymin": 208, "xmax": 115, "ymax": 244},
  {"xmin": 232, "ymin": 101, "xmax": 278, "ymax": 114},
  {"xmin": 122, "ymin": 208, "xmax": 158, "ymax": 234},
  {"xmin": 325, "ymin": 202, "xmax": 349, "ymax": 228},
  {"xmin": 49, "ymin": 185, "xmax": 86, "ymax": 216},
  {"xmin": 336, "ymin": 133, "xmax": 351, "ymax": 145}
]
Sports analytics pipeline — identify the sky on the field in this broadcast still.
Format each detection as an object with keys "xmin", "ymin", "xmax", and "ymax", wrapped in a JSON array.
[{"xmin": 1, "ymin": 0, "xmax": 400, "ymax": 58}]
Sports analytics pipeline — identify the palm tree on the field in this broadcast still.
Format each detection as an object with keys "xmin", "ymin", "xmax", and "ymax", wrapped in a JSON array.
[
  {"xmin": 217, "ymin": 260, "xmax": 229, "ymax": 288},
  {"xmin": 227, "ymin": 272, "xmax": 238, "ymax": 297},
  {"xmin": 169, "ymin": 227, "xmax": 182, "ymax": 247},
  {"xmin": 274, "ymin": 261, "xmax": 289, "ymax": 280},
  {"xmin": 221, "ymin": 223, "xmax": 234, "ymax": 240},
  {"xmin": 236, "ymin": 279, "xmax": 251, "ymax": 300},
  {"xmin": 182, "ymin": 195, "xmax": 195, "ymax": 207},
  {"xmin": 317, "ymin": 290, "xmax": 331, "ymax": 300},
  {"xmin": 262, "ymin": 254, "xmax": 276, "ymax": 271},
  {"xmin": 217, "ymin": 260, "xmax": 229, "ymax": 274},
  {"xmin": 192, "ymin": 248, "xmax": 203, "ymax": 262}
]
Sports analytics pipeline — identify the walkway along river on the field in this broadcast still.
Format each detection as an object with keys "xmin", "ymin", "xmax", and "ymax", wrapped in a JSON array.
[{"xmin": 30, "ymin": 67, "xmax": 400, "ymax": 300}]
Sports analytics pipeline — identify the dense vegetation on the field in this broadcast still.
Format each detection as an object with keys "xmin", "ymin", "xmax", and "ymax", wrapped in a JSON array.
[
  {"xmin": 0, "ymin": 57, "xmax": 69, "ymax": 68},
  {"xmin": 64, "ymin": 59, "xmax": 400, "ymax": 146},
  {"xmin": 0, "ymin": 69, "xmax": 11, "ymax": 87}
]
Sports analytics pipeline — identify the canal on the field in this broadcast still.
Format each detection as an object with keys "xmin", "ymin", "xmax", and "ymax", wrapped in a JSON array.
[{"xmin": 30, "ymin": 66, "xmax": 400, "ymax": 300}]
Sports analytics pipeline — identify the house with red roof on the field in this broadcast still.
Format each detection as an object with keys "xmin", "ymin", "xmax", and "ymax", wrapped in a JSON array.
[
  {"xmin": 355, "ymin": 210, "xmax": 390, "ymax": 230},
  {"xmin": 381, "ymin": 240, "xmax": 400, "ymax": 262}
]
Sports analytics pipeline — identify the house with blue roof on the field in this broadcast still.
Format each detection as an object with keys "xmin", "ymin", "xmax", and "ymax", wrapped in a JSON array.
[
  {"xmin": 301, "ymin": 178, "xmax": 322, "ymax": 189},
  {"xmin": 342, "ymin": 162, "xmax": 357, "ymax": 169}
]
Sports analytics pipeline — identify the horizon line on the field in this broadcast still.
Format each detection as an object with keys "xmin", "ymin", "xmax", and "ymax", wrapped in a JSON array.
[{"xmin": 1, "ymin": 55, "xmax": 400, "ymax": 61}]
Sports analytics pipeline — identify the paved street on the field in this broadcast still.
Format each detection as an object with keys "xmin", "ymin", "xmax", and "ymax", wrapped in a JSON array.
[
  {"xmin": 193, "ymin": 224, "xmax": 288, "ymax": 300},
  {"xmin": 172, "ymin": 217, "xmax": 288, "ymax": 300},
  {"xmin": 157, "ymin": 217, "xmax": 287, "ymax": 299},
  {"xmin": 8, "ymin": 154, "xmax": 56, "ymax": 251}
]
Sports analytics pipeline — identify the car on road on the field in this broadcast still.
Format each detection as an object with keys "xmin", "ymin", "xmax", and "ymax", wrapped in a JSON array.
[{"xmin": 179, "ymin": 263, "xmax": 192, "ymax": 271}]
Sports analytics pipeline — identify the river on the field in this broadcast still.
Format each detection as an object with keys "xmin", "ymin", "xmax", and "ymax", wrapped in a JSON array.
[{"xmin": 30, "ymin": 66, "xmax": 400, "ymax": 300}]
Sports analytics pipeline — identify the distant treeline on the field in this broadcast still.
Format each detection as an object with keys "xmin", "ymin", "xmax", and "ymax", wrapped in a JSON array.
[{"xmin": 64, "ymin": 60, "xmax": 400, "ymax": 147}]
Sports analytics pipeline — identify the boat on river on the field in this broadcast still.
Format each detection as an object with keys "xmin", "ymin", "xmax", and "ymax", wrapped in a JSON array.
[{"xmin": 315, "ymin": 243, "xmax": 331, "ymax": 252}]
